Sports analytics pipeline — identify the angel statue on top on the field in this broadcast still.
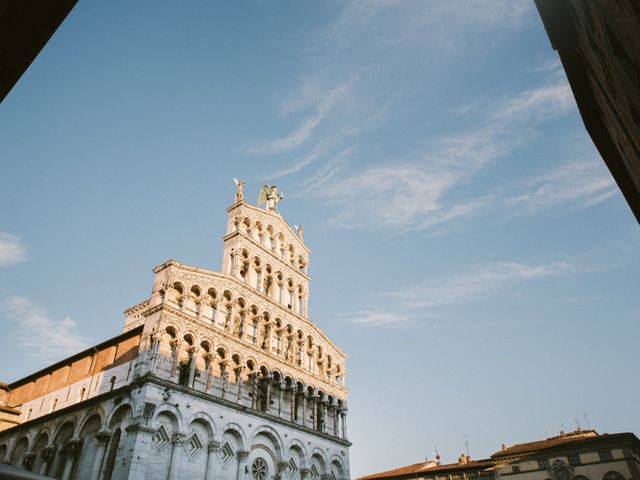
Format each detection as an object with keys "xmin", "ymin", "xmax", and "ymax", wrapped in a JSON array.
[
  {"xmin": 233, "ymin": 178, "xmax": 245, "ymax": 203},
  {"xmin": 257, "ymin": 184, "xmax": 284, "ymax": 212}
]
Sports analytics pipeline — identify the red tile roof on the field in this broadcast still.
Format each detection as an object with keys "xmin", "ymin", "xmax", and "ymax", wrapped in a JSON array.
[
  {"xmin": 491, "ymin": 430, "xmax": 604, "ymax": 458},
  {"xmin": 358, "ymin": 459, "xmax": 495, "ymax": 480}
]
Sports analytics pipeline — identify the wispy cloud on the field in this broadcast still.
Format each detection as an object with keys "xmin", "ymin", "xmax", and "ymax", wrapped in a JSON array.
[
  {"xmin": 248, "ymin": 80, "xmax": 354, "ymax": 155},
  {"xmin": 492, "ymin": 81, "xmax": 575, "ymax": 122},
  {"xmin": 255, "ymin": 0, "xmax": 534, "ymax": 184},
  {"xmin": 1, "ymin": 296, "xmax": 90, "ymax": 359},
  {"xmin": 350, "ymin": 310, "xmax": 411, "ymax": 328},
  {"xmin": 267, "ymin": 143, "xmax": 325, "ymax": 180},
  {"xmin": 0, "ymin": 232, "xmax": 27, "ymax": 266},
  {"xmin": 506, "ymin": 159, "xmax": 617, "ymax": 216},
  {"xmin": 317, "ymin": 78, "xmax": 576, "ymax": 232},
  {"xmin": 393, "ymin": 261, "xmax": 577, "ymax": 309},
  {"xmin": 298, "ymin": 146, "xmax": 354, "ymax": 192}
]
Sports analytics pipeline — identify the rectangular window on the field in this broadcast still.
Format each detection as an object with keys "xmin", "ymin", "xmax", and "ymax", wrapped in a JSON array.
[
  {"xmin": 568, "ymin": 455, "xmax": 581, "ymax": 466},
  {"xmin": 599, "ymin": 451, "xmax": 613, "ymax": 462},
  {"xmin": 538, "ymin": 459, "xmax": 550, "ymax": 469},
  {"xmin": 512, "ymin": 466, "xmax": 520, "ymax": 473}
]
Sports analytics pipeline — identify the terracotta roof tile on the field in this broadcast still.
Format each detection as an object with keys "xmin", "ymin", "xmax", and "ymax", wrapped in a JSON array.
[
  {"xmin": 358, "ymin": 459, "xmax": 495, "ymax": 480},
  {"xmin": 491, "ymin": 431, "xmax": 621, "ymax": 458}
]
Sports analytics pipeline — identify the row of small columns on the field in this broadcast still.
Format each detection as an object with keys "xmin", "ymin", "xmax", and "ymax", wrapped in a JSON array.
[
  {"xmin": 170, "ymin": 294, "xmax": 312, "ymax": 357},
  {"xmin": 232, "ymin": 220, "xmax": 307, "ymax": 272},
  {"xmin": 148, "ymin": 306, "xmax": 338, "ymax": 381},
  {"xmin": 229, "ymin": 254, "xmax": 308, "ymax": 317},
  {"xmin": 19, "ymin": 431, "xmax": 109, "ymax": 480},
  {"xmin": 144, "ymin": 337, "xmax": 347, "ymax": 440}
]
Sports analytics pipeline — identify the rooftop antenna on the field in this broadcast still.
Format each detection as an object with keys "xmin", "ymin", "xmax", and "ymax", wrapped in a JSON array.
[
  {"xmin": 580, "ymin": 406, "xmax": 592, "ymax": 430},
  {"xmin": 433, "ymin": 447, "xmax": 441, "ymax": 465},
  {"xmin": 576, "ymin": 391, "xmax": 592, "ymax": 430},
  {"xmin": 465, "ymin": 434, "xmax": 470, "ymax": 457}
]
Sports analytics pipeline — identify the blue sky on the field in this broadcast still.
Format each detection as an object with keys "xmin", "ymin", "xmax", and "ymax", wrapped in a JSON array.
[{"xmin": 1, "ymin": 1, "xmax": 638, "ymax": 476}]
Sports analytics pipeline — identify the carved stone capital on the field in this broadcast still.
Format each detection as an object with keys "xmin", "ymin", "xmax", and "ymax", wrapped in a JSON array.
[
  {"xmin": 207, "ymin": 440, "xmax": 221, "ymax": 452},
  {"xmin": 42, "ymin": 445, "xmax": 56, "ymax": 463},
  {"xmin": 95, "ymin": 430, "xmax": 112, "ymax": 444},
  {"xmin": 237, "ymin": 449, "xmax": 250, "ymax": 461},
  {"xmin": 277, "ymin": 461, "xmax": 290, "ymax": 473},
  {"xmin": 63, "ymin": 438, "xmax": 83, "ymax": 458},
  {"xmin": 172, "ymin": 432, "xmax": 186, "ymax": 445},
  {"xmin": 301, "ymin": 468, "xmax": 312, "ymax": 479},
  {"xmin": 22, "ymin": 452, "xmax": 35, "ymax": 470}
]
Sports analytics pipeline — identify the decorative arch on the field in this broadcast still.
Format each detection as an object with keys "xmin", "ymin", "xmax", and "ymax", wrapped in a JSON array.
[
  {"xmin": 251, "ymin": 425, "xmax": 284, "ymax": 459},
  {"xmin": 152, "ymin": 403, "xmax": 183, "ymax": 429},
  {"xmin": 221, "ymin": 422, "xmax": 247, "ymax": 450},
  {"xmin": 78, "ymin": 408, "xmax": 105, "ymax": 433},
  {"xmin": 107, "ymin": 403, "xmax": 133, "ymax": 429},
  {"xmin": 185, "ymin": 411, "xmax": 217, "ymax": 437},
  {"xmin": 9, "ymin": 436, "xmax": 29, "ymax": 467},
  {"xmin": 310, "ymin": 448, "xmax": 328, "ymax": 473}
]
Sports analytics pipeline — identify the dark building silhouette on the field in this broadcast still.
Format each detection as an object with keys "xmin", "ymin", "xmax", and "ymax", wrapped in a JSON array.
[
  {"xmin": 535, "ymin": 0, "xmax": 640, "ymax": 224},
  {"xmin": 0, "ymin": 0, "xmax": 78, "ymax": 103}
]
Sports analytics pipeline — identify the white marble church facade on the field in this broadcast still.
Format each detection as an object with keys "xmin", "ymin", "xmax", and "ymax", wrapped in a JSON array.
[{"xmin": 0, "ymin": 187, "xmax": 350, "ymax": 480}]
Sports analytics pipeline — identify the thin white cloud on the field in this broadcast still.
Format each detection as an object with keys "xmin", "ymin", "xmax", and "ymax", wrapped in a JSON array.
[
  {"xmin": 350, "ymin": 310, "xmax": 410, "ymax": 328},
  {"xmin": 506, "ymin": 159, "xmax": 617, "ymax": 215},
  {"xmin": 0, "ymin": 232, "xmax": 27, "ymax": 266},
  {"xmin": 493, "ymin": 82, "xmax": 575, "ymax": 122},
  {"xmin": 248, "ymin": 81, "xmax": 353, "ymax": 155},
  {"xmin": 317, "ymin": 77, "xmax": 578, "ymax": 232},
  {"xmin": 298, "ymin": 146, "xmax": 354, "ymax": 192},
  {"xmin": 393, "ymin": 261, "xmax": 576, "ymax": 308},
  {"xmin": 1, "ymin": 296, "xmax": 90, "ymax": 359},
  {"xmin": 267, "ymin": 143, "xmax": 325, "ymax": 180}
]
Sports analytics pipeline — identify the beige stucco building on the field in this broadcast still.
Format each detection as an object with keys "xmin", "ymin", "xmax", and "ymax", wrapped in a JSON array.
[
  {"xmin": 358, "ymin": 430, "xmax": 640, "ymax": 480},
  {"xmin": 0, "ymin": 185, "xmax": 350, "ymax": 479}
]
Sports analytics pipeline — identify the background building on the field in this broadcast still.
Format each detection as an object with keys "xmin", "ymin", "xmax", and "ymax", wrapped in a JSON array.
[
  {"xmin": 0, "ymin": 187, "xmax": 350, "ymax": 479},
  {"xmin": 358, "ymin": 430, "xmax": 640, "ymax": 480}
]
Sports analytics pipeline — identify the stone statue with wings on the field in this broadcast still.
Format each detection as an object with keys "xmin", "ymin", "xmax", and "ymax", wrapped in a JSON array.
[{"xmin": 257, "ymin": 184, "xmax": 284, "ymax": 212}]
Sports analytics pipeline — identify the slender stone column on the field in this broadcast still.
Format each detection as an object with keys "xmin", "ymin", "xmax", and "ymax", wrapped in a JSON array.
[
  {"xmin": 205, "ymin": 440, "xmax": 221, "ymax": 480},
  {"xmin": 40, "ymin": 446, "xmax": 56, "ymax": 476},
  {"xmin": 168, "ymin": 432, "xmax": 186, "ymax": 480},
  {"xmin": 149, "ymin": 333, "xmax": 161, "ymax": 373},
  {"xmin": 235, "ymin": 366, "xmax": 245, "ymax": 402},
  {"xmin": 289, "ymin": 388, "xmax": 296, "ymax": 422},
  {"xmin": 236, "ymin": 450, "xmax": 249, "ymax": 480},
  {"xmin": 277, "ymin": 380, "xmax": 284, "ymax": 418},
  {"xmin": 188, "ymin": 347, "xmax": 199, "ymax": 388},
  {"xmin": 311, "ymin": 396, "xmax": 319, "ymax": 430},
  {"xmin": 265, "ymin": 374, "xmax": 273, "ymax": 414},
  {"xmin": 333, "ymin": 406, "xmax": 339, "ymax": 436},
  {"xmin": 220, "ymin": 364, "xmax": 229, "ymax": 400},
  {"xmin": 61, "ymin": 438, "xmax": 82, "ymax": 480},
  {"xmin": 204, "ymin": 354, "xmax": 214, "ymax": 393},
  {"xmin": 90, "ymin": 430, "xmax": 111, "ymax": 480},
  {"xmin": 169, "ymin": 339, "xmax": 180, "ymax": 381},
  {"xmin": 301, "ymin": 393, "xmax": 308, "ymax": 428},
  {"xmin": 249, "ymin": 373, "xmax": 258, "ymax": 409},
  {"xmin": 340, "ymin": 408, "xmax": 348, "ymax": 439}
]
